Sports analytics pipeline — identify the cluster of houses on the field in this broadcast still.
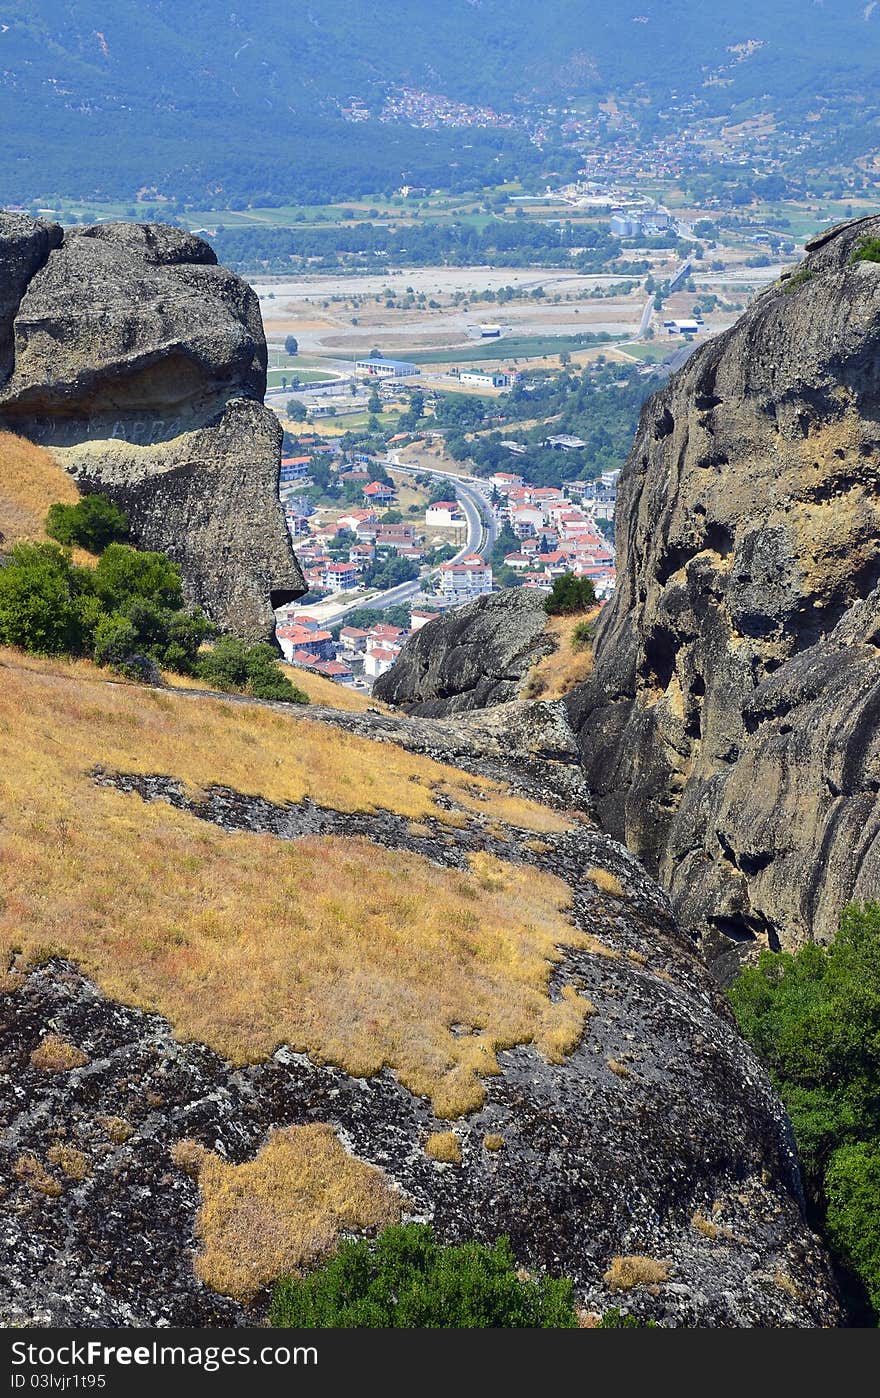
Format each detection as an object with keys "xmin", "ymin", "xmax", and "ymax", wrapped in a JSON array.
[
  {"xmin": 488, "ymin": 470, "xmax": 617, "ymax": 597},
  {"xmin": 276, "ymin": 606, "xmax": 441, "ymax": 687},
  {"xmin": 293, "ymin": 505, "xmax": 423, "ymax": 594}
]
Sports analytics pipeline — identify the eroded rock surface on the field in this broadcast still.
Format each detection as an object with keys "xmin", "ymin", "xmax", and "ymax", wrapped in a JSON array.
[
  {"xmin": 568, "ymin": 216, "xmax": 880, "ymax": 963},
  {"xmin": 374, "ymin": 589, "xmax": 554, "ymax": 715},
  {"xmin": 0, "ymin": 215, "xmax": 303, "ymax": 636},
  {"xmin": 1, "ymin": 794, "xmax": 839, "ymax": 1328}
]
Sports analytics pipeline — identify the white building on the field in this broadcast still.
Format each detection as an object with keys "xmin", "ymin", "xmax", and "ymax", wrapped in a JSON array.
[
  {"xmin": 438, "ymin": 555, "xmax": 493, "ymax": 604},
  {"xmin": 410, "ymin": 608, "xmax": 441, "ymax": 632},
  {"xmin": 425, "ymin": 501, "xmax": 465, "ymax": 527},
  {"xmin": 459, "ymin": 370, "xmax": 512, "ymax": 389},
  {"xmin": 364, "ymin": 646, "xmax": 399, "ymax": 679},
  {"xmin": 355, "ymin": 357, "xmax": 419, "ymax": 379},
  {"xmin": 490, "ymin": 471, "xmax": 525, "ymax": 491},
  {"xmin": 324, "ymin": 561, "xmax": 360, "ymax": 592}
]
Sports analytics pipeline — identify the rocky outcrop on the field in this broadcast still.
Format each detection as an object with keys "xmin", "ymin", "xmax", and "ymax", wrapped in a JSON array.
[
  {"xmin": 567, "ymin": 216, "xmax": 880, "ymax": 965},
  {"xmin": 374, "ymin": 589, "xmax": 554, "ymax": 715},
  {"xmin": 1, "ymin": 767, "xmax": 840, "ymax": 1328},
  {"xmin": 0, "ymin": 215, "xmax": 303, "ymax": 637}
]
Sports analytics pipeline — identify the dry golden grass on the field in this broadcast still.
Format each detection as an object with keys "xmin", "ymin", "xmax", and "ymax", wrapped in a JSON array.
[
  {"xmin": 279, "ymin": 666, "xmax": 381, "ymax": 712},
  {"xmin": 520, "ymin": 612, "xmax": 598, "ymax": 702},
  {"xmin": 29, "ymin": 1035, "xmax": 89, "ymax": 1072},
  {"xmin": 14, "ymin": 1153, "xmax": 61, "ymax": 1197},
  {"xmin": 0, "ymin": 649, "xmax": 595, "ymax": 1116},
  {"xmin": 171, "ymin": 1139, "xmax": 209, "ymax": 1177},
  {"xmin": 603, "ymin": 1256, "xmax": 670, "ymax": 1292},
  {"xmin": 0, "ymin": 431, "xmax": 78, "ymax": 548},
  {"xmin": 165, "ymin": 663, "xmax": 381, "ymax": 714},
  {"xmin": 98, "ymin": 1116, "xmax": 133, "ymax": 1144},
  {"xmin": 0, "ymin": 431, "xmax": 95, "ymax": 566},
  {"xmin": 1, "ymin": 650, "xmax": 570, "ymax": 834},
  {"xmin": 190, "ymin": 1124, "xmax": 404, "ymax": 1300},
  {"xmin": 626, "ymin": 948, "xmax": 648, "ymax": 966},
  {"xmin": 425, "ymin": 1132, "xmax": 462, "ymax": 1164},
  {"xmin": 606, "ymin": 1058, "xmax": 633, "ymax": 1080},
  {"xmin": 586, "ymin": 867, "xmax": 625, "ymax": 899},
  {"xmin": 46, "ymin": 1144, "xmax": 91, "ymax": 1181},
  {"xmin": 483, "ymin": 1133, "xmax": 505, "ymax": 1152},
  {"xmin": 772, "ymin": 1271, "xmax": 809, "ymax": 1305}
]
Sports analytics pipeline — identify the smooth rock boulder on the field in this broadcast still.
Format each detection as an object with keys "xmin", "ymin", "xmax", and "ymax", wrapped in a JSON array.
[
  {"xmin": 374, "ymin": 589, "xmax": 554, "ymax": 715},
  {"xmin": 0, "ymin": 215, "xmax": 303, "ymax": 637}
]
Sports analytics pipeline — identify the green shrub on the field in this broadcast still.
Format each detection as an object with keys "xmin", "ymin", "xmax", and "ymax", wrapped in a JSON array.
[
  {"xmin": 571, "ymin": 619, "xmax": 593, "ymax": 651},
  {"xmin": 269, "ymin": 1223, "xmax": 577, "ymax": 1328},
  {"xmin": 729, "ymin": 903, "xmax": 880, "ymax": 1321},
  {"xmin": 45, "ymin": 493, "xmax": 129, "ymax": 553},
  {"xmin": 93, "ymin": 543, "xmax": 184, "ymax": 612},
  {"xmin": 825, "ymin": 1141, "xmax": 880, "ymax": 1314},
  {"xmin": 243, "ymin": 643, "xmax": 308, "ymax": 703},
  {"xmin": 850, "ymin": 237, "xmax": 880, "ymax": 266},
  {"xmin": 193, "ymin": 634, "xmax": 250, "ymax": 691},
  {"xmin": 0, "ymin": 543, "xmax": 96, "ymax": 655},
  {"xmin": 544, "ymin": 573, "xmax": 596, "ymax": 616},
  {"xmin": 93, "ymin": 612, "xmax": 140, "ymax": 669},
  {"xmin": 2, "ymin": 514, "xmax": 305, "ymax": 702},
  {"xmin": 195, "ymin": 636, "xmax": 308, "ymax": 705}
]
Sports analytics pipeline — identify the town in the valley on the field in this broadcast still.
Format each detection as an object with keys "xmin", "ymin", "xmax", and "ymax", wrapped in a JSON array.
[{"xmin": 273, "ymin": 389, "xmax": 618, "ymax": 692}]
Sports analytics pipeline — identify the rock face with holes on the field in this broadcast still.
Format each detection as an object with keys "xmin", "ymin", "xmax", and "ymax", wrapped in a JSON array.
[
  {"xmin": 0, "ymin": 215, "xmax": 303, "ymax": 637},
  {"xmin": 373, "ymin": 589, "xmax": 555, "ymax": 715},
  {"xmin": 567, "ymin": 216, "xmax": 880, "ymax": 969}
]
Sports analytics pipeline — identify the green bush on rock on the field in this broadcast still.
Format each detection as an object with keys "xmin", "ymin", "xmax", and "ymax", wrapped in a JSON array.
[
  {"xmin": 544, "ymin": 573, "xmax": 596, "ymax": 616},
  {"xmin": 269, "ymin": 1223, "xmax": 578, "ymax": 1328}
]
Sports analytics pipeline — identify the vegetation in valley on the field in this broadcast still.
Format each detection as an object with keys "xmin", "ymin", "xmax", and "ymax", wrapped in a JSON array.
[
  {"xmin": 443, "ymin": 362, "xmax": 651, "ymax": 490},
  {"xmin": 729, "ymin": 904, "xmax": 880, "ymax": 1322},
  {"xmin": 269, "ymin": 1223, "xmax": 578, "ymax": 1328}
]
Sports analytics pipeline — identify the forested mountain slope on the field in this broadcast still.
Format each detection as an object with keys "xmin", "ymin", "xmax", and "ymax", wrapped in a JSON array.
[{"xmin": 0, "ymin": 2, "xmax": 877, "ymax": 201}]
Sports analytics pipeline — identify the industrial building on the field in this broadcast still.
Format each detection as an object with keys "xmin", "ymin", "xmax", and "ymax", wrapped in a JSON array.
[{"xmin": 355, "ymin": 357, "xmax": 420, "ymax": 379}]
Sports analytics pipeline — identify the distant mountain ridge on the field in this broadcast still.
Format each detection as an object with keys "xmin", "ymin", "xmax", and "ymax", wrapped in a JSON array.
[{"xmin": 0, "ymin": 2, "xmax": 877, "ymax": 202}]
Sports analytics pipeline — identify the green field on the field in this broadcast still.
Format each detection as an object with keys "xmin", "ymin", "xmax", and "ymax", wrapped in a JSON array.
[
  {"xmin": 617, "ymin": 340, "xmax": 677, "ymax": 362},
  {"xmin": 267, "ymin": 368, "xmax": 337, "ymax": 387},
  {"xmin": 406, "ymin": 333, "xmax": 621, "ymax": 365}
]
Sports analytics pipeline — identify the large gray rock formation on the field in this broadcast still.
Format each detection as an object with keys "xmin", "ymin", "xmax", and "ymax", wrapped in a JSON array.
[
  {"xmin": 374, "ymin": 588, "xmax": 554, "ymax": 715},
  {"xmin": 567, "ymin": 216, "xmax": 880, "ymax": 965},
  {"xmin": 0, "ymin": 215, "xmax": 303, "ymax": 637},
  {"xmin": 0, "ymin": 711, "xmax": 840, "ymax": 1326}
]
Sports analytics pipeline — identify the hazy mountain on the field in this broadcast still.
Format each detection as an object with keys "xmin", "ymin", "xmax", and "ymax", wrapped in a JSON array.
[{"xmin": 0, "ymin": 2, "xmax": 877, "ymax": 202}]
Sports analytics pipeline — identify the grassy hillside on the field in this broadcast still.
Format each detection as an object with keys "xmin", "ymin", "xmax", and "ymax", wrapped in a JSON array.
[
  {"xmin": 522, "ymin": 612, "xmax": 598, "ymax": 702},
  {"xmin": 0, "ymin": 431, "xmax": 79, "ymax": 548},
  {"xmin": 0, "ymin": 649, "xmax": 596, "ymax": 1118}
]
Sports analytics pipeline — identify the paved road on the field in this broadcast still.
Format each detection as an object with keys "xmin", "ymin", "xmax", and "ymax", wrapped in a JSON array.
[
  {"xmin": 302, "ymin": 460, "xmax": 498, "ymax": 623},
  {"xmin": 636, "ymin": 296, "xmax": 653, "ymax": 340}
]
